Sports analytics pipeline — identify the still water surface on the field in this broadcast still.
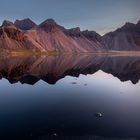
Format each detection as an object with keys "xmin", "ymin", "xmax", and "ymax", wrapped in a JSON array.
[{"xmin": 0, "ymin": 54, "xmax": 140, "ymax": 140}]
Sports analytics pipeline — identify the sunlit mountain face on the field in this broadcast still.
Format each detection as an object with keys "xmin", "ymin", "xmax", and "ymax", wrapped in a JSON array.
[
  {"xmin": 0, "ymin": 19, "xmax": 102, "ymax": 52},
  {"xmin": 0, "ymin": 54, "xmax": 140, "ymax": 140}
]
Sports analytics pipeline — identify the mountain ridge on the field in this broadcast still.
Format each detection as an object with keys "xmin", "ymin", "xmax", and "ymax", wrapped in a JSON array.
[{"xmin": 0, "ymin": 18, "xmax": 140, "ymax": 52}]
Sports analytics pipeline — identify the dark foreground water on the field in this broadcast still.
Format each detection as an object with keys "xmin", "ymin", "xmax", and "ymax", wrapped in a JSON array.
[{"xmin": 0, "ymin": 54, "xmax": 140, "ymax": 140}]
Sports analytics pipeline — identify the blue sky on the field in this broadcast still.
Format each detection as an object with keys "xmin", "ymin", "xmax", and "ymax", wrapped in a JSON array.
[{"xmin": 0, "ymin": 0, "xmax": 140, "ymax": 35}]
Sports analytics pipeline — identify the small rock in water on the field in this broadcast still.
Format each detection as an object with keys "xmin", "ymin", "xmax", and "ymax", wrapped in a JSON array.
[
  {"xmin": 53, "ymin": 133, "xmax": 58, "ymax": 136},
  {"xmin": 84, "ymin": 84, "xmax": 87, "ymax": 86},
  {"xmin": 71, "ymin": 82, "xmax": 77, "ymax": 84},
  {"xmin": 94, "ymin": 112, "xmax": 103, "ymax": 118}
]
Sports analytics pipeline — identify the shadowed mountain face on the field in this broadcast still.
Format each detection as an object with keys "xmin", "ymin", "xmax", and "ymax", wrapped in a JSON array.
[
  {"xmin": 0, "ymin": 55, "xmax": 140, "ymax": 85},
  {"xmin": 102, "ymin": 21, "xmax": 140, "ymax": 50},
  {"xmin": 14, "ymin": 18, "xmax": 37, "ymax": 30}
]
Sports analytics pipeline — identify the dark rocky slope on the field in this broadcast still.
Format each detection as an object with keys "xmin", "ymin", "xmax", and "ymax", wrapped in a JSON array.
[{"xmin": 102, "ymin": 21, "xmax": 140, "ymax": 51}]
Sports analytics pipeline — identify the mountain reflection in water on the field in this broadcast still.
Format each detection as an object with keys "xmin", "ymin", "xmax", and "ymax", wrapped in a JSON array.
[
  {"xmin": 0, "ymin": 54, "xmax": 140, "ymax": 85},
  {"xmin": 0, "ymin": 54, "xmax": 140, "ymax": 140}
]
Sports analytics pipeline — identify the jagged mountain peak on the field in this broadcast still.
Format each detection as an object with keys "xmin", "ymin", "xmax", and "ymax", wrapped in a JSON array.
[
  {"xmin": 116, "ymin": 22, "xmax": 135, "ymax": 32},
  {"xmin": 71, "ymin": 27, "xmax": 81, "ymax": 33},
  {"xmin": 71, "ymin": 27, "xmax": 81, "ymax": 32},
  {"xmin": 14, "ymin": 18, "xmax": 35, "ymax": 23},
  {"xmin": 41, "ymin": 18, "xmax": 56, "ymax": 24},
  {"xmin": 14, "ymin": 18, "xmax": 37, "ymax": 30},
  {"xmin": 82, "ymin": 30, "xmax": 101, "ymax": 36},
  {"xmin": 124, "ymin": 22, "xmax": 135, "ymax": 26},
  {"xmin": 136, "ymin": 20, "xmax": 140, "ymax": 27},
  {"xmin": 39, "ymin": 18, "xmax": 65, "ymax": 32},
  {"xmin": 66, "ymin": 27, "xmax": 81, "ymax": 36},
  {"xmin": 82, "ymin": 30, "xmax": 101, "ymax": 42},
  {"xmin": 2, "ymin": 20, "xmax": 15, "ymax": 27}
]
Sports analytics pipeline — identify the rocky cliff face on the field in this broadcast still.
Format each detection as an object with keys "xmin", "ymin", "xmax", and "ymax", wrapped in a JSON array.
[
  {"xmin": 36, "ymin": 19, "xmax": 102, "ymax": 52},
  {"xmin": 2, "ymin": 20, "xmax": 15, "ymax": 27},
  {"xmin": 0, "ymin": 25, "xmax": 45, "ymax": 51},
  {"xmin": 0, "ymin": 18, "xmax": 140, "ymax": 52},
  {"xmin": 0, "ymin": 18, "xmax": 102, "ymax": 52},
  {"xmin": 14, "ymin": 18, "xmax": 37, "ymax": 30},
  {"xmin": 102, "ymin": 21, "xmax": 140, "ymax": 51}
]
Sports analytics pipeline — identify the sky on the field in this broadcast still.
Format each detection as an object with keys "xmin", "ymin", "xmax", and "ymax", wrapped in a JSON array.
[{"xmin": 0, "ymin": 0, "xmax": 140, "ymax": 35}]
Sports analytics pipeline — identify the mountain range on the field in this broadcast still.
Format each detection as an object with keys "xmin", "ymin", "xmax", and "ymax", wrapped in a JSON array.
[{"xmin": 0, "ymin": 18, "xmax": 140, "ymax": 52}]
